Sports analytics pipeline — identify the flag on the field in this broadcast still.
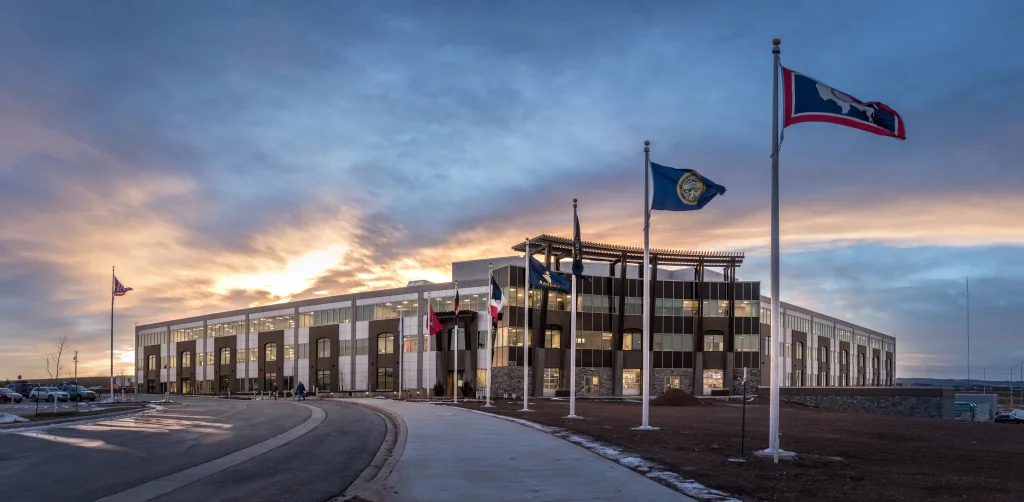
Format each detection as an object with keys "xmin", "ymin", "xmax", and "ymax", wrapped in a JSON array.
[
  {"xmin": 528, "ymin": 256, "xmax": 571, "ymax": 293},
  {"xmin": 453, "ymin": 290, "xmax": 461, "ymax": 319},
  {"xmin": 112, "ymin": 275, "xmax": 133, "ymax": 297},
  {"xmin": 650, "ymin": 162, "xmax": 726, "ymax": 211},
  {"xmin": 782, "ymin": 66, "xmax": 905, "ymax": 140},
  {"xmin": 427, "ymin": 305, "xmax": 443, "ymax": 335},
  {"xmin": 489, "ymin": 277, "xmax": 505, "ymax": 320},
  {"xmin": 572, "ymin": 204, "xmax": 584, "ymax": 277}
]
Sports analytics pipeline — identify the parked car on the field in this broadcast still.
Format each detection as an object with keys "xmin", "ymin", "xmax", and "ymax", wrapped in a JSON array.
[
  {"xmin": 0, "ymin": 388, "xmax": 23, "ymax": 403},
  {"xmin": 58, "ymin": 384, "xmax": 97, "ymax": 402},
  {"xmin": 29, "ymin": 387, "xmax": 70, "ymax": 402},
  {"xmin": 7, "ymin": 381, "xmax": 39, "ymax": 397},
  {"xmin": 994, "ymin": 410, "xmax": 1024, "ymax": 424}
]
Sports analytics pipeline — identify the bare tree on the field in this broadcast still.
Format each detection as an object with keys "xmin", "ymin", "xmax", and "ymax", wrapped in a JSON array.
[
  {"xmin": 44, "ymin": 334, "xmax": 70, "ymax": 386},
  {"xmin": 117, "ymin": 367, "xmax": 127, "ymax": 389}
]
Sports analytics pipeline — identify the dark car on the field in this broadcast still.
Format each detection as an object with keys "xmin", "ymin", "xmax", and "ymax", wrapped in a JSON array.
[
  {"xmin": 0, "ymin": 388, "xmax": 23, "ymax": 403},
  {"xmin": 7, "ymin": 381, "xmax": 39, "ymax": 397},
  {"xmin": 994, "ymin": 410, "xmax": 1024, "ymax": 424},
  {"xmin": 59, "ymin": 384, "xmax": 97, "ymax": 402}
]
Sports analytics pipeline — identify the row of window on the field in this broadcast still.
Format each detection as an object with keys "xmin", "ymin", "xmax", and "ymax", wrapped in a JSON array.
[{"xmin": 299, "ymin": 307, "xmax": 353, "ymax": 327}]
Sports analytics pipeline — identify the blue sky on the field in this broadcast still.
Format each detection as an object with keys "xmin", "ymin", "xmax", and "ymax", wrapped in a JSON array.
[{"xmin": 1, "ymin": 1, "xmax": 1022, "ymax": 380}]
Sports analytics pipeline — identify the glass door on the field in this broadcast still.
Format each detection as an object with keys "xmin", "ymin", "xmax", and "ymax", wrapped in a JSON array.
[
  {"xmin": 622, "ymin": 370, "xmax": 641, "ymax": 396},
  {"xmin": 702, "ymin": 369, "xmax": 723, "ymax": 395}
]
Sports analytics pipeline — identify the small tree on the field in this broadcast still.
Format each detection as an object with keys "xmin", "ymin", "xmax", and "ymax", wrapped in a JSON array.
[
  {"xmin": 44, "ymin": 334, "xmax": 70, "ymax": 386},
  {"xmin": 461, "ymin": 381, "xmax": 475, "ymax": 399},
  {"xmin": 432, "ymin": 380, "xmax": 446, "ymax": 397}
]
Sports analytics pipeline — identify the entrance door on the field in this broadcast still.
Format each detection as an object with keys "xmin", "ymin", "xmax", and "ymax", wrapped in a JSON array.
[
  {"xmin": 447, "ymin": 371, "xmax": 464, "ymax": 397},
  {"xmin": 147, "ymin": 379, "xmax": 157, "ymax": 394},
  {"xmin": 702, "ymin": 369, "xmax": 724, "ymax": 395},
  {"xmin": 220, "ymin": 376, "xmax": 231, "ymax": 394},
  {"xmin": 622, "ymin": 370, "xmax": 641, "ymax": 396},
  {"xmin": 181, "ymin": 378, "xmax": 192, "ymax": 395},
  {"xmin": 584, "ymin": 376, "xmax": 600, "ymax": 396}
]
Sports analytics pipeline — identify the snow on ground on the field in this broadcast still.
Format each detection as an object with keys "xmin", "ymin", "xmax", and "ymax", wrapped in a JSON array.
[{"xmin": 0, "ymin": 413, "xmax": 29, "ymax": 424}]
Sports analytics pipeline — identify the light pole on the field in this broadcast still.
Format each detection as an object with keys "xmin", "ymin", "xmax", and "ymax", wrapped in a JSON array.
[{"xmin": 1012, "ymin": 364, "xmax": 1020, "ymax": 407}]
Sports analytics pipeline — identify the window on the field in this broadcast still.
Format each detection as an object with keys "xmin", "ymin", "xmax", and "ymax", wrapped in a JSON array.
[
  {"xmin": 139, "ymin": 330, "xmax": 168, "ymax": 347},
  {"xmin": 577, "ymin": 294, "xmax": 613, "ymax": 314},
  {"xmin": 544, "ymin": 328, "xmax": 561, "ymax": 349},
  {"xmin": 377, "ymin": 333, "xmax": 394, "ymax": 354},
  {"xmin": 703, "ymin": 334, "xmax": 724, "ymax": 351},
  {"xmin": 495, "ymin": 327, "xmax": 525, "ymax": 348},
  {"xmin": 355, "ymin": 338, "xmax": 369, "ymax": 356},
  {"xmin": 403, "ymin": 335, "xmax": 419, "ymax": 353},
  {"xmin": 377, "ymin": 368, "xmax": 394, "ymax": 390},
  {"xmin": 209, "ymin": 320, "xmax": 246, "ymax": 338},
  {"xmin": 264, "ymin": 372, "xmax": 277, "ymax": 391},
  {"xmin": 733, "ymin": 300, "xmax": 759, "ymax": 317},
  {"xmin": 316, "ymin": 338, "xmax": 331, "ymax": 358},
  {"xmin": 476, "ymin": 369, "xmax": 488, "ymax": 388},
  {"xmin": 220, "ymin": 348, "xmax": 231, "ymax": 365},
  {"xmin": 298, "ymin": 307, "xmax": 353, "ymax": 328},
  {"xmin": 794, "ymin": 342, "xmax": 804, "ymax": 360},
  {"xmin": 622, "ymin": 331, "xmax": 642, "ymax": 351},
  {"xmin": 180, "ymin": 351, "xmax": 192, "ymax": 368},
  {"xmin": 449, "ymin": 328, "xmax": 466, "ymax": 351},
  {"xmin": 794, "ymin": 369, "xmax": 803, "ymax": 386},
  {"xmin": 734, "ymin": 334, "xmax": 759, "ymax": 352},
  {"xmin": 655, "ymin": 298, "xmax": 684, "ymax": 317},
  {"xmin": 265, "ymin": 343, "xmax": 278, "ymax": 362},
  {"xmin": 575, "ymin": 331, "xmax": 613, "ymax": 350},
  {"xmin": 702, "ymin": 300, "xmax": 730, "ymax": 317},
  {"xmin": 171, "ymin": 326, "xmax": 204, "ymax": 342},
  {"xmin": 820, "ymin": 346, "xmax": 829, "ymax": 364},
  {"xmin": 147, "ymin": 354, "xmax": 156, "ymax": 370},
  {"xmin": 236, "ymin": 349, "xmax": 245, "ymax": 363},
  {"xmin": 653, "ymin": 333, "xmax": 694, "ymax": 351},
  {"xmin": 765, "ymin": 336, "xmax": 771, "ymax": 355},
  {"xmin": 623, "ymin": 297, "xmax": 643, "ymax": 315},
  {"xmin": 285, "ymin": 344, "xmax": 295, "ymax": 361},
  {"xmin": 842, "ymin": 350, "xmax": 849, "ymax": 365},
  {"xmin": 249, "ymin": 315, "xmax": 295, "ymax": 333},
  {"xmin": 317, "ymin": 370, "xmax": 331, "ymax": 389},
  {"xmin": 249, "ymin": 348, "xmax": 258, "ymax": 362},
  {"xmin": 664, "ymin": 375, "xmax": 681, "ymax": 390}
]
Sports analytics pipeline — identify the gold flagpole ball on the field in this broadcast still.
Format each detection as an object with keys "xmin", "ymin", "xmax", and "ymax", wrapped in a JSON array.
[
  {"xmin": 644, "ymin": 140, "xmax": 650, "ymax": 146},
  {"xmin": 772, "ymin": 38, "xmax": 781, "ymax": 46}
]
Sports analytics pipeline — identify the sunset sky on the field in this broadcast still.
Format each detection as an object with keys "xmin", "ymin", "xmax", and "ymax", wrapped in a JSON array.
[{"xmin": 2, "ymin": 1, "xmax": 1022, "ymax": 381}]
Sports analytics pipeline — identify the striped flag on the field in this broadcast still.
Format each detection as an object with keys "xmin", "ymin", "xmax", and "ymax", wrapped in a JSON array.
[{"xmin": 112, "ymin": 276, "xmax": 133, "ymax": 297}]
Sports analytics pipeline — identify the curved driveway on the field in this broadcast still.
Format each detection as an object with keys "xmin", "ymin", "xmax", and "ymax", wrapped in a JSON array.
[{"xmin": 0, "ymin": 397, "xmax": 385, "ymax": 502}]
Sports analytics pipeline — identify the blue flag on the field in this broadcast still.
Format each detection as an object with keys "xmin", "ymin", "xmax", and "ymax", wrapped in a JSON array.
[
  {"xmin": 571, "ymin": 204, "xmax": 584, "ymax": 277},
  {"xmin": 528, "ymin": 256, "xmax": 571, "ymax": 293},
  {"xmin": 650, "ymin": 162, "xmax": 726, "ymax": 211}
]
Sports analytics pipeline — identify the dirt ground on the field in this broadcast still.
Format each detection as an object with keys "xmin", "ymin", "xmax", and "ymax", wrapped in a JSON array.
[{"xmin": 449, "ymin": 398, "xmax": 1024, "ymax": 501}]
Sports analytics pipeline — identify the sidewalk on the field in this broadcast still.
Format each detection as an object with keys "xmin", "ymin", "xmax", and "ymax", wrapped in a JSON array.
[{"xmin": 351, "ymin": 399, "xmax": 693, "ymax": 502}]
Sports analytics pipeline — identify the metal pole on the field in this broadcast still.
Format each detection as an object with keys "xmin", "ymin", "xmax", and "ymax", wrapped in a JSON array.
[
  {"xmin": 75, "ymin": 351, "xmax": 79, "ymax": 414},
  {"xmin": 110, "ymin": 266, "xmax": 115, "ymax": 403},
  {"xmin": 966, "ymin": 277, "xmax": 971, "ymax": 389},
  {"xmin": 453, "ymin": 280, "xmax": 458, "ymax": 404},
  {"xmin": 639, "ymin": 140, "xmax": 654, "ymax": 430},
  {"xmin": 767, "ymin": 38, "xmax": 783, "ymax": 456},
  {"xmin": 485, "ymin": 262, "xmax": 494, "ymax": 407},
  {"xmin": 522, "ymin": 238, "xmax": 531, "ymax": 411},
  {"xmin": 568, "ymin": 273, "xmax": 579, "ymax": 418},
  {"xmin": 398, "ymin": 316, "xmax": 403, "ymax": 400},
  {"xmin": 741, "ymin": 368, "xmax": 748, "ymax": 458}
]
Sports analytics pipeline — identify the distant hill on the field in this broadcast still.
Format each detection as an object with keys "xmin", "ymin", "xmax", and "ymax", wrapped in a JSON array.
[{"xmin": 896, "ymin": 377, "xmax": 1021, "ymax": 388}]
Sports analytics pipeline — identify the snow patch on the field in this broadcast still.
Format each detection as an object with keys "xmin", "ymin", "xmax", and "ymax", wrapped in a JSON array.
[
  {"xmin": 448, "ymin": 405, "xmax": 737, "ymax": 501},
  {"xmin": 0, "ymin": 413, "xmax": 29, "ymax": 424}
]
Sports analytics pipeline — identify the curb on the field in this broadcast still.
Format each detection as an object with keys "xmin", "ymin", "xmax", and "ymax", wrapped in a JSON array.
[
  {"xmin": 331, "ymin": 400, "xmax": 408, "ymax": 502},
  {"xmin": 0, "ymin": 405, "xmax": 157, "ymax": 432}
]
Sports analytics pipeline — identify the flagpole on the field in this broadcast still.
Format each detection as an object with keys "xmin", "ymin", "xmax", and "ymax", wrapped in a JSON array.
[
  {"xmin": 521, "ymin": 237, "xmax": 531, "ymax": 412},
  {"xmin": 110, "ymin": 265, "xmax": 115, "ymax": 403},
  {"xmin": 454, "ymin": 280, "xmax": 458, "ymax": 404},
  {"xmin": 766, "ymin": 37, "xmax": 785, "ymax": 457},
  {"xmin": 484, "ymin": 261, "xmax": 494, "ymax": 407},
  {"xmin": 398, "ymin": 317, "xmax": 403, "ymax": 399},
  {"xmin": 638, "ymin": 140, "xmax": 655, "ymax": 430},
  {"xmin": 567, "ymin": 200, "xmax": 580, "ymax": 419}
]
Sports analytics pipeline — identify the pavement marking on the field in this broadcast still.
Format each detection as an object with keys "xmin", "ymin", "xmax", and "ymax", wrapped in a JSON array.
[{"xmin": 95, "ymin": 402, "xmax": 326, "ymax": 502}]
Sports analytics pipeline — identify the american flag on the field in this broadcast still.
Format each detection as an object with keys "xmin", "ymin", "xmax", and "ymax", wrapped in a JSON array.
[{"xmin": 113, "ymin": 275, "xmax": 133, "ymax": 297}]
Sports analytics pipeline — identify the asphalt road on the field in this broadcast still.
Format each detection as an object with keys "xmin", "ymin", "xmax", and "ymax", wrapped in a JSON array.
[{"xmin": 0, "ymin": 396, "xmax": 385, "ymax": 502}]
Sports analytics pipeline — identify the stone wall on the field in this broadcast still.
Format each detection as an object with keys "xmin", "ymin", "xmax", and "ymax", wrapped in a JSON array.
[
  {"xmin": 491, "ymin": 366, "xmax": 535, "ymax": 398},
  {"xmin": 573, "ymin": 367, "xmax": 613, "ymax": 396},
  {"xmin": 653, "ymin": 368, "xmax": 694, "ymax": 396},
  {"xmin": 732, "ymin": 368, "xmax": 760, "ymax": 396},
  {"xmin": 763, "ymin": 386, "xmax": 955, "ymax": 420}
]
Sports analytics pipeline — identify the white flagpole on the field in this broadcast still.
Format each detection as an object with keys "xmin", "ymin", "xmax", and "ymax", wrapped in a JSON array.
[
  {"xmin": 521, "ymin": 238, "xmax": 531, "ymax": 411},
  {"xmin": 485, "ymin": 261, "xmax": 494, "ymax": 407},
  {"xmin": 426, "ymin": 291, "xmax": 431, "ymax": 400},
  {"xmin": 110, "ymin": 266, "xmax": 115, "ymax": 403},
  {"xmin": 567, "ymin": 199, "xmax": 580, "ymax": 419},
  {"xmin": 766, "ymin": 38, "xmax": 786, "ymax": 458},
  {"xmin": 638, "ymin": 141, "xmax": 655, "ymax": 430},
  {"xmin": 398, "ymin": 317, "xmax": 403, "ymax": 399},
  {"xmin": 454, "ymin": 280, "xmax": 459, "ymax": 404}
]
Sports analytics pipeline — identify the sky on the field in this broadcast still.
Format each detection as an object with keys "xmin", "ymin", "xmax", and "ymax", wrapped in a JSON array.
[{"xmin": 1, "ymin": 1, "xmax": 1022, "ymax": 382}]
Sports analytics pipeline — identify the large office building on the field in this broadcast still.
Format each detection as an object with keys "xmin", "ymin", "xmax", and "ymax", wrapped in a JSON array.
[{"xmin": 135, "ymin": 235, "xmax": 896, "ymax": 398}]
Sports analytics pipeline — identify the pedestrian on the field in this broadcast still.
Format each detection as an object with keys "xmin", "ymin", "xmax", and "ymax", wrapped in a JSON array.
[
  {"xmin": 272, "ymin": 382, "xmax": 278, "ymax": 400},
  {"xmin": 296, "ymin": 381, "xmax": 306, "ymax": 401}
]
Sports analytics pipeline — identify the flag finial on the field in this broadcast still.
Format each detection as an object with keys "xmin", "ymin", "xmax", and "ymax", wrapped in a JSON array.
[
  {"xmin": 772, "ymin": 38, "xmax": 780, "ymax": 46},
  {"xmin": 643, "ymin": 140, "xmax": 650, "ymax": 146}
]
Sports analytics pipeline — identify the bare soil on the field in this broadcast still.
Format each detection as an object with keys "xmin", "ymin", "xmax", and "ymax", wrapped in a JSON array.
[{"xmin": 449, "ymin": 398, "xmax": 1024, "ymax": 501}]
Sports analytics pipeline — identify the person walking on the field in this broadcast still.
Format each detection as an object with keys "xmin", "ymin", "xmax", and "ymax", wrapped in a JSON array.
[
  {"xmin": 296, "ymin": 381, "xmax": 306, "ymax": 401},
  {"xmin": 272, "ymin": 382, "xmax": 278, "ymax": 400}
]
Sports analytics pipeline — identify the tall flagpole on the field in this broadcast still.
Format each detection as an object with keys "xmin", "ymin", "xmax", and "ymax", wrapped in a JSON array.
[
  {"xmin": 767, "ymin": 38, "xmax": 785, "ymax": 457},
  {"xmin": 485, "ymin": 261, "xmax": 494, "ymax": 407},
  {"xmin": 398, "ymin": 317, "xmax": 403, "ymax": 399},
  {"xmin": 454, "ymin": 280, "xmax": 459, "ymax": 404},
  {"xmin": 110, "ymin": 266, "xmax": 115, "ymax": 403},
  {"xmin": 521, "ymin": 238, "xmax": 531, "ymax": 411},
  {"xmin": 567, "ymin": 199, "xmax": 580, "ymax": 419},
  {"xmin": 638, "ymin": 140, "xmax": 655, "ymax": 430}
]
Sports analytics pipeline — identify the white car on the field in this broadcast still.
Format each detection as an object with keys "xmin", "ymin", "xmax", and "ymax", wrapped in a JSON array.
[{"xmin": 29, "ymin": 387, "xmax": 70, "ymax": 402}]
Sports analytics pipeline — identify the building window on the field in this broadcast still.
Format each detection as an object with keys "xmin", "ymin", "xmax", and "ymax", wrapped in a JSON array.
[
  {"xmin": 734, "ymin": 334, "xmax": 759, "ymax": 352},
  {"xmin": 377, "ymin": 368, "xmax": 394, "ymax": 390},
  {"xmin": 316, "ymin": 370, "xmax": 331, "ymax": 389},
  {"xmin": 284, "ymin": 344, "xmax": 295, "ymax": 361},
  {"xmin": 403, "ymin": 335, "xmax": 419, "ymax": 353},
  {"xmin": 702, "ymin": 299, "xmax": 730, "ymax": 317},
  {"xmin": 733, "ymin": 300, "xmax": 759, "ymax": 317},
  {"xmin": 574, "ymin": 331, "xmax": 613, "ymax": 350},
  {"xmin": 653, "ymin": 333, "xmax": 693, "ymax": 351},
  {"xmin": 298, "ymin": 307, "xmax": 353, "ymax": 328},
  {"xmin": 622, "ymin": 330, "xmax": 643, "ymax": 351},
  {"xmin": 703, "ymin": 334, "xmax": 724, "ymax": 352},
  {"xmin": 664, "ymin": 375, "xmax": 681, "ymax": 390},
  {"xmin": 317, "ymin": 338, "xmax": 331, "ymax": 358},
  {"xmin": 220, "ymin": 347, "xmax": 231, "ymax": 365},
  {"xmin": 655, "ymin": 298, "xmax": 685, "ymax": 316},
  {"xmin": 448, "ymin": 328, "xmax": 466, "ymax": 351},
  {"xmin": 249, "ymin": 315, "xmax": 295, "ymax": 333},
  {"xmin": 476, "ymin": 369, "xmax": 488, "ymax": 388},
  {"xmin": 265, "ymin": 343, "xmax": 278, "ymax": 362},
  {"xmin": 794, "ymin": 369, "xmax": 803, "ymax": 386},
  {"xmin": 544, "ymin": 328, "xmax": 561, "ymax": 349},
  {"xmin": 622, "ymin": 369, "xmax": 641, "ymax": 395},
  {"xmin": 378, "ymin": 333, "xmax": 395, "ymax": 354},
  {"xmin": 543, "ymin": 369, "xmax": 560, "ymax": 394},
  {"xmin": 180, "ymin": 351, "xmax": 191, "ymax": 368},
  {"xmin": 765, "ymin": 336, "xmax": 771, "ymax": 356},
  {"xmin": 794, "ymin": 342, "xmax": 804, "ymax": 360}
]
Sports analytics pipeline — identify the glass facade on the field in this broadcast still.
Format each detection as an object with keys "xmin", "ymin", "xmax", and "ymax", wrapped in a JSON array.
[
  {"xmin": 171, "ymin": 326, "xmax": 203, "ymax": 342},
  {"xmin": 377, "ymin": 333, "xmax": 394, "ymax": 354},
  {"xmin": 704, "ymin": 334, "xmax": 724, "ymax": 351},
  {"xmin": 249, "ymin": 315, "xmax": 294, "ymax": 333},
  {"xmin": 734, "ymin": 334, "xmax": 759, "ymax": 352},
  {"xmin": 653, "ymin": 333, "xmax": 693, "ymax": 351},
  {"xmin": 299, "ymin": 307, "xmax": 352, "ymax": 328},
  {"xmin": 495, "ymin": 326, "xmax": 526, "ymax": 347},
  {"xmin": 429, "ymin": 293, "xmax": 488, "ymax": 313},
  {"xmin": 544, "ymin": 328, "xmax": 561, "ymax": 349},
  {"xmin": 140, "ymin": 331, "xmax": 167, "ymax": 347},
  {"xmin": 265, "ymin": 343, "xmax": 277, "ymax": 362},
  {"xmin": 377, "ymin": 368, "xmax": 394, "ymax": 390},
  {"xmin": 209, "ymin": 320, "xmax": 245, "ymax": 338},
  {"xmin": 575, "ymin": 331, "xmax": 613, "ymax": 350},
  {"xmin": 733, "ymin": 300, "xmax": 759, "ymax": 317},
  {"xmin": 356, "ymin": 301, "xmax": 417, "ymax": 322}
]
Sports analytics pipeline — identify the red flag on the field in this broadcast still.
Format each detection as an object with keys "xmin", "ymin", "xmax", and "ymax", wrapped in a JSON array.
[{"xmin": 427, "ymin": 305, "xmax": 443, "ymax": 335}]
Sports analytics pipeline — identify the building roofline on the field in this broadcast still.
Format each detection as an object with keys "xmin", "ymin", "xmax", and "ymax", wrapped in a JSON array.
[
  {"xmin": 511, "ymin": 234, "xmax": 744, "ymax": 268},
  {"xmin": 761, "ymin": 295, "xmax": 895, "ymax": 342}
]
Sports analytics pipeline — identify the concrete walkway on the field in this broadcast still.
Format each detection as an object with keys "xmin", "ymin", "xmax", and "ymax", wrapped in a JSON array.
[{"xmin": 352, "ymin": 399, "xmax": 693, "ymax": 502}]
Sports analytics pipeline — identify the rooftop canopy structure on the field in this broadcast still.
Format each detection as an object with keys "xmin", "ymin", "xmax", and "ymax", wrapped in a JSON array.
[{"xmin": 512, "ymin": 234, "xmax": 744, "ymax": 269}]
